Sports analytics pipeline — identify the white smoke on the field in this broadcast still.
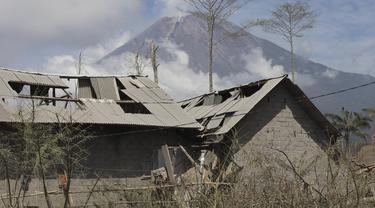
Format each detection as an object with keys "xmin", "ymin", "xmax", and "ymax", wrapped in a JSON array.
[
  {"xmin": 42, "ymin": 37, "xmax": 314, "ymax": 100},
  {"xmin": 242, "ymin": 47, "xmax": 286, "ymax": 78}
]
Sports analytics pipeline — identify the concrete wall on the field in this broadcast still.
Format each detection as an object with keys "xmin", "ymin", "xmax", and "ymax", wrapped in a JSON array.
[{"xmin": 224, "ymin": 84, "xmax": 332, "ymax": 184}]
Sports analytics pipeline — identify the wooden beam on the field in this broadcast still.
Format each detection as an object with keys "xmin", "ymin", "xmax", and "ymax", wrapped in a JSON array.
[
  {"xmin": 161, "ymin": 144, "xmax": 175, "ymax": 184},
  {"xmin": 18, "ymin": 95, "xmax": 80, "ymax": 102},
  {"xmin": 116, "ymin": 100, "xmax": 137, "ymax": 104},
  {"xmin": 179, "ymin": 145, "xmax": 196, "ymax": 167}
]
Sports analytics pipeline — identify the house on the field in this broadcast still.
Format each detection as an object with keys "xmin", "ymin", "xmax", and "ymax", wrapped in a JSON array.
[
  {"xmin": 179, "ymin": 75, "xmax": 340, "ymax": 183},
  {"xmin": 0, "ymin": 68, "xmax": 203, "ymax": 182},
  {"xmin": 0, "ymin": 69, "xmax": 340, "ymax": 205}
]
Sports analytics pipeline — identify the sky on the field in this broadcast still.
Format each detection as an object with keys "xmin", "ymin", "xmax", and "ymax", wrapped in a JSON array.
[{"xmin": 0, "ymin": 0, "xmax": 374, "ymax": 79}]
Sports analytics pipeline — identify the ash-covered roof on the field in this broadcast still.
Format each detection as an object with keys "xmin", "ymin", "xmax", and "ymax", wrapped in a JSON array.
[
  {"xmin": 180, "ymin": 75, "xmax": 339, "ymax": 138},
  {"xmin": 0, "ymin": 68, "xmax": 202, "ymax": 129}
]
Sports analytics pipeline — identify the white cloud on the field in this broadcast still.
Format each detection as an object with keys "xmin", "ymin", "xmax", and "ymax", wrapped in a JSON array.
[
  {"xmin": 0, "ymin": 0, "xmax": 143, "ymax": 68},
  {"xmin": 293, "ymin": 73, "xmax": 316, "ymax": 87},
  {"xmin": 82, "ymin": 32, "xmax": 132, "ymax": 64},
  {"xmin": 0, "ymin": 0, "xmax": 141, "ymax": 42},
  {"xmin": 321, "ymin": 69, "xmax": 339, "ymax": 79},
  {"xmin": 242, "ymin": 47, "xmax": 285, "ymax": 79}
]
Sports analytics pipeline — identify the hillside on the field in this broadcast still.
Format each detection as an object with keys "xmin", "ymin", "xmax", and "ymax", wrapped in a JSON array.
[{"xmin": 99, "ymin": 15, "xmax": 375, "ymax": 113}]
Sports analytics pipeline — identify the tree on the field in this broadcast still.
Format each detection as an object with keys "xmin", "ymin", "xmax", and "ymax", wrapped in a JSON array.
[
  {"xmin": 150, "ymin": 42, "xmax": 160, "ymax": 84},
  {"xmin": 184, "ymin": 0, "xmax": 250, "ymax": 92},
  {"xmin": 14, "ymin": 100, "xmax": 91, "ymax": 208},
  {"xmin": 256, "ymin": 2, "xmax": 316, "ymax": 83},
  {"xmin": 326, "ymin": 109, "xmax": 372, "ymax": 153},
  {"xmin": 19, "ymin": 100, "xmax": 57, "ymax": 208},
  {"xmin": 55, "ymin": 115, "xmax": 92, "ymax": 208}
]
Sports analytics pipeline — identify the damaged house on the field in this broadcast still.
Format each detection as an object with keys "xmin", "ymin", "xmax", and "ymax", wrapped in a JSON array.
[
  {"xmin": 0, "ymin": 68, "xmax": 340, "ymax": 203},
  {"xmin": 0, "ymin": 68, "xmax": 203, "ymax": 183},
  {"xmin": 179, "ymin": 75, "xmax": 339, "ymax": 183}
]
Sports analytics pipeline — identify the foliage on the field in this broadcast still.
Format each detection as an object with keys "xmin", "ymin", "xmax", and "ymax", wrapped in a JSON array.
[{"xmin": 326, "ymin": 109, "xmax": 372, "ymax": 153}]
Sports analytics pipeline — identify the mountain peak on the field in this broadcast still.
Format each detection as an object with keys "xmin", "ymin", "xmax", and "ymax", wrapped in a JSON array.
[{"xmin": 98, "ymin": 15, "xmax": 375, "ymax": 113}]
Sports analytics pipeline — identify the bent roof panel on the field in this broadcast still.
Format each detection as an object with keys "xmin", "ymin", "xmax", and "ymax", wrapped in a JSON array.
[
  {"xmin": 0, "ymin": 69, "xmax": 68, "ymax": 88},
  {"xmin": 0, "ymin": 78, "xmax": 17, "ymax": 97},
  {"xmin": 0, "ymin": 68, "xmax": 202, "ymax": 129},
  {"xmin": 181, "ymin": 75, "xmax": 339, "ymax": 138}
]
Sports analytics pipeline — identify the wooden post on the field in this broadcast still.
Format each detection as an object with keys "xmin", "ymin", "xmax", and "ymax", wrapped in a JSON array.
[
  {"xmin": 52, "ymin": 88, "xmax": 56, "ymax": 106},
  {"xmin": 161, "ymin": 144, "xmax": 175, "ymax": 183}
]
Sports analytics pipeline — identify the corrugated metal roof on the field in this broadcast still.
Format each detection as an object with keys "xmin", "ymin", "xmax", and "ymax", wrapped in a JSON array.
[
  {"xmin": 0, "ymin": 68, "xmax": 202, "ymax": 129},
  {"xmin": 0, "ymin": 68, "xmax": 68, "ymax": 88},
  {"xmin": 181, "ymin": 75, "xmax": 340, "ymax": 139},
  {"xmin": 180, "ymin": 75, "xmax": 288, "ymax": 135},
  {"xmin": 90, "ymin": 77, "xmax": 119, "ymax": 100},
  {"xmin": 206, "ymin": 114, "xmax": 226, "ymax": 130},
  {"xmin": 0, "ymin": 103, "xmax": 11, "ymax": 122},
  {"xmin": 0, "ymin": 78, "xmax": 17, "ymax": 97}
]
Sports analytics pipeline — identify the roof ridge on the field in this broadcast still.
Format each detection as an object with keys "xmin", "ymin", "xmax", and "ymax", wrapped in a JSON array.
[
  {"xmin": 0, "ymin": 66, "xmax": 144, "ymax": 78},
  {"xmin": 178, "ymin": 74, "xmax": 288, "ymax": 103}
]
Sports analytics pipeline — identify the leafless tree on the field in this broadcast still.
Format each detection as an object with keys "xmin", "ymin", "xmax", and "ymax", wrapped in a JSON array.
[
  {"xmin": 17, "ymin": 100, "xmax": 57, "ymax": 208},
  {"xmin": 184, "ymin": 0, "xmax": 250, "ymax": 93},
  {"xmin": 132, "ymin": 40, "xmax": 147, "ymax": 76},
  {"xmin": 256, "ymin": 2, "xmax": 317, "ymax": 83},
  {"xmin": 150, "ymin": 42, "xmax": 160, "ymax": 84},
  {"xmin": 55, "ymin": 115, "xmax": 92, "ymax": 208}
]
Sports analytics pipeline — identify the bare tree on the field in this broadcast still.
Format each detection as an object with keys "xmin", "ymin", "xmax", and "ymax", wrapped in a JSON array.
[
  {"xmin": 150, "ymin": 42, "xmax": 160, "ymax": 84},
  {"xmin": 184, "ymin": 0, "xmax": 250, "ymax": 92},
  {"xmin": 132, "ymin": 40, "xmax": 147, "ymax": 76},
  {"xmin": 75, "ymin": 52, "xmax": 83, "ymax": 98},
  {"xmin": 55, "ymin": 117, "xmax": 92, "ymax": 208},
  {"xmin": 256, "ymin": 2, "xmax": 316, "ymax": 83},
  {"xmin": 18, "ymin": 100, "xmax": 57, "ymax": 208}
]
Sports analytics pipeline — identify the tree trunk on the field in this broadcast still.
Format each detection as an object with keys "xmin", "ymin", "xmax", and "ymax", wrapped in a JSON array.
[
  {"xmin": 38, "ymin": 149, "xmax": 52, "ymax": 208},
  {"xmin": 150, "ymin": 43, "xmax": 159, "ymax": 84},
  {"xmin": 63, "ymin": 171, "xmax": 71, "ymax": 208},
  {"xmin": 3, "ymin": 157, "xmax": 13, "ymax": 207},
  {"xmin": 63, "ymin": 155, "xmax": 72, "ymax": 208},
  {"xmin": 208, "ymin": 18, "xmax": 215, "ymax": 93},
  {"xmin": 343, "ymin": 131, "xmax": 350, "ymax": 155},
  {"xmin": 289, "ymin": 36, "xmax": 295, "ymax": 83}
]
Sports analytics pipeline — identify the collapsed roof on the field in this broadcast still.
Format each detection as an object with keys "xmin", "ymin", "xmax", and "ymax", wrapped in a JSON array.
[
  {"xmin": 0, "ymin": 68, "xmax": 202, "ymax": 129},
  {"xmin": 179, "ymin": 75, "xmax": 339, "ymax": 138}
]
